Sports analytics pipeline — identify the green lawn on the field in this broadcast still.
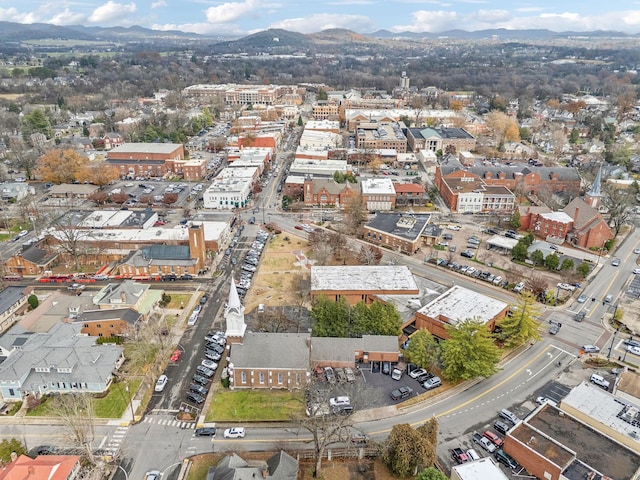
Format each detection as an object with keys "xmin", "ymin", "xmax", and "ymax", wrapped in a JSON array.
[
  {"xmin": 165, "ymin": 294, "xmax": 193, "ymax": 309},
  {"xmin": 206, "ymin": 390, "xmax": 305, "ymax": 422},
  {"xmin": 26, "ymin": 379, "xmax": 142, "ymax": 418}
]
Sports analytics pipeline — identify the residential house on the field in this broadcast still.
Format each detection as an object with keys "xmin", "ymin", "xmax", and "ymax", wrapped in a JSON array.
[
  {"xmin": 0, "ymin": 455, "xmax": 81, "ymax": 480},
  {"xmin": 1, "ymin": 182, "xmax": 32, "ymax": 202},
  {"xmin": 92, "ymin": 280, "xmax": 161, "ymax": 315},
  {"xmin": 0, "ymin": 286, "xmax": 30, "ymax": 335},
  {"xmin": 207, "ymin": 451, "xmax": 297, "ymax": 480},
  {"xmin": 0, "ymin": 322, "xmax": 124, "ymax": 400},
  {"xmin": 103, "ymin": 132, "xmax": 124, "ymax": 150},
  {"xmin": 48, "ymin": 184, "xmax": 99, "ymax": 199}
]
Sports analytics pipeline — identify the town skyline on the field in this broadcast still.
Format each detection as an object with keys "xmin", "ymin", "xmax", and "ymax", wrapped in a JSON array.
[{"xmin": 2, "ymin": 1, "xmax": 640, "ymax": 37}]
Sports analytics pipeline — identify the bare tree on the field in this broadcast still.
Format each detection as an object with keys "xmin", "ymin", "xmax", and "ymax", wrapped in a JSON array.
[
  {"xmin": 51, "ymin": 394, "xmax": 97, "ymax": 462},
  {"xmin": 255, "ymin": 309, "xmax": 296, "ymax": 333},
  {"xmin": 358, "ymin": 244, "xmax": 382, "ymax": 265},
  {"xmin": 312, "ymin": 242, "xmax": 333, "ymax": 266},
  {"xmin": 602, "ymin": 183, "xmax": 632, "ymax": 237},
  {"xmin": 49, "ymin": 211, "xmax": 96, "ymax": 271}
]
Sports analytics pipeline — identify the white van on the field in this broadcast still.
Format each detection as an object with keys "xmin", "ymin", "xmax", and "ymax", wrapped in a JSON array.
[
  {"xmin": 590, "ymin": 373, "xmax": 610, "ymax": 390},
  {"xmin": 258, "ymin": 304, "xmax": 265, "ymax": 313},
  {"xmin": 466, "ymin": 448, "xmax": 481, "ymax": 461}
]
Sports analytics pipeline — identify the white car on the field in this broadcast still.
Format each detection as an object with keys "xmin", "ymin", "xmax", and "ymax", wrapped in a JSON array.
[
  {"xmin": 635, "ymin": 248, "xmax": 640, "ymax": 254},
  {"xmin": 447, "ymin": 225, "xmax": 461, "ymax": 231},
  {"xmin": 154, "ymin": 375, "xmax": 168, "ymax": 392},
  {"xmin": 329, "ymin": 396, "xmax": 351, "ymax": 407},
  {"xmin": 535, "ymin": 396, "xmax": 558, "ymax": 407},
  {"xmin": 634, "ymin": 268, "xmax": 640, "ymax": 274},
  {"xmin": 201, "ymin": 359, "xmax": 218, "ymax": 370},
  {"xmin": 408, "ymin": 368, "xmax": 428, "ymax": 379},
  {"xmin": 626, "ymin": 345, "xmax": 640, "ymax": 356},
  {"xmin": 557, "ymin": 283, "xmax": 576, "ymax": 291},
  {"xmin": 223, "ymin": 427, "xmax": 245, "ymax": 438}
]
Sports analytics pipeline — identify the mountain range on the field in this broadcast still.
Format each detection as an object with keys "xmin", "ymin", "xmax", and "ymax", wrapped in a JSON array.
[{"xmin": 0, "ymin": 21, "xmax": 634, "ymax": 46}]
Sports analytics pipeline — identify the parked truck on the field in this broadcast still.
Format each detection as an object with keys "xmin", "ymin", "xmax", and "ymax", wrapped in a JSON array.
[{"xmin": 451, "ymin": 448, "xmax": 469, "ymax": 464}]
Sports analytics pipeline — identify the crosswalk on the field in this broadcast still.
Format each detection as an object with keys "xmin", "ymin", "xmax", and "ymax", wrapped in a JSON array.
[
  {"xmin": 141, "ymin": 416, "xmax": 196, "ymax": 429},
  {"xmin": 101, "ymin": 425, "xmax": 128, "ymax": 456}
]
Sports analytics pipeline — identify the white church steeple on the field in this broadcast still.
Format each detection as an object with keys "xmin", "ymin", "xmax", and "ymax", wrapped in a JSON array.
[{"xmin": 224, "ymin": 278, "xmax": 246, "ymax": 340}]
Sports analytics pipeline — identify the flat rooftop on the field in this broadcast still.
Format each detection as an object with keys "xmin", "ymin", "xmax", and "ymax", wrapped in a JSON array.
[
  {"xmin": 416, "ymin": 285, "xmax": 508, "ymax": 325},
  {"xmin": 311, "ymin": 265, "xmax": 418, "ymax": 294},
  {"xmin": 109, "ymin": 142, "xmax": 182, "ymax": 154},
  {"xmin": 518, "ymin": 400, "xmax": 640, "ymax": 480},
  {"xmin": 361, "ymin": 177, "xmax": 396, "ymax": 195},
  {"xmin": 366, "ymin": 213, "xmax": 431, "ymax": 242},
  {"xmin": 451, "ymin": 457, "xmax": 509, "ymax": 479}
]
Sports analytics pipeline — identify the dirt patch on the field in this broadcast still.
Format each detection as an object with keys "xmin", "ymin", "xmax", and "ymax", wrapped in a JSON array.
[{"xmin": 298, "ymin": 459, "xmax": 393, "ymax": 480}]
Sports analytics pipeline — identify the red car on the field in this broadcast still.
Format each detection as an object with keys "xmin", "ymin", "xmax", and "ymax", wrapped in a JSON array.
[
  {"xmin": 294, "ymin": 225, "xmax": 303, "ymax": 230},
  {"xmin": 483, "ymin": 430, "xmax": 503, "ymax": 447},
  {"xmin": 154, "ymin": 221, "xmax": 166, "ymax": 226},
  {"xmin": 170, "ymin": 350, "xmax": 182, "ymax": 362}
]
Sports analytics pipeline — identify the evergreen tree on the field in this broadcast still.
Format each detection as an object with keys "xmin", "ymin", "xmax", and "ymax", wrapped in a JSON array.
[{"xmin": 497, "ymin": 292, "xmax": 542, "ymax": 347}]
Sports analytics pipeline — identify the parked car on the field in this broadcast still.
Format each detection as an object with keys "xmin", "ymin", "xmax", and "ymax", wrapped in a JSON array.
[
  {"xmin": 200, "ymin": 295, "xmax": 208, "ymax": 305},
  {"xmin": 324, "ymin": 366, "xmax": 336, "ymax": 383},
  {"xmin": 154, "ymin": 375, "xmax": 168, "ymax": 392},
  {"xmin": 201, "ymin": 359, "xmax": 218, "ymax": 370},
  {"xmin": 170, "ymin": 350, "xmax": 182, "ymax": 362},
  {"xmin": 344, "ymin": 367, "xmax": 356, "ymax": 382},
  {"xmin": 460, "ymin": 250, "xmax": 474, "ymax": 258},
  {"xmin": 196, "ymin": 365, "xmax": 215, "ymax": 378},
  {"xmin": 482, "ymin": 430, "xmax": 503, "ymax": 447},
  {"xmin": 498, "ymin": 408, "xmax": 520, "ymax": 425},
  {"xmin": 186, "ymin": 392, "xmax": 205, "ymax": 404},
  {"xmin": 390, "ymin": 386, "xmax": 413, "ymax": 400},
  {"xmin": 350, "ymin": 433, "xmax": 369, "ymax": 446},
  {"xmin": 422, "ymin": 376, "xmax": 442, "ymax": 390},
  {"xmin": 494, "ymin": 449, "xmax": 519, "ymax": 469},
  {"xmin": 450, "ymin": 447, "xmax": 469, "ymax": 464},
  {"xmin": 472, "ymin": 432, "xmax": 496, "ymax": 453},
  {"xmin": 329, "ymin": 396, "xmax": 351, "ymax": 408},
  {"xmin": 535, "ymin": 396, "xmax": 558, "ymax": 407},
  {"xmin": 493, "ymin": 420, "xmax": 510, "ymax": 435},
  {"xmin": 223, "ymin": 427, "xmax": 245, "ymax": 438},
  {"xmin": 189, "ymin": 384, "xmax": 208, "ymax": 396},
  {"xmin": 192, "ymin": 374, "xmax": 209, "ymax": 385},
  {"xmin": 408, "ymin": 367, "xmax": 427, "ymax": 379}
]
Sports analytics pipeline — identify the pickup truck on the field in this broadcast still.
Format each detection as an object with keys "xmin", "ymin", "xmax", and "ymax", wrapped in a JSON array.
[
  {"xmin": 450, "ymin": 447, "xmax": 469, "ymax": 464},
  {"xmin": 472, "ymin": 432, "xmax": 496, "ymax": 452}
]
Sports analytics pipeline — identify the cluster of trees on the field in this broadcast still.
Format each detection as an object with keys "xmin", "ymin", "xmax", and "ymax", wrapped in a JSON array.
[
  {"xmin": 311, "ymin": 296, "xmax": 401, "ymax": 338},
  {"xmin": 383, "ymin": 420, "xmax": 440, "ymax": 477},
  {"xmin": 36, "ymin": 149, "xmax": 118, "ymax": 185},
  {"xmin": 512, "ymin": 233, "xmax": 590, "ymax": 278},
  {"xmin": 332, "ymin": 171, "xmax": 357, "ymax": 184},
  {"xmin": 405, "ymin": 292, "xmax": 541, "ymax": 382}
]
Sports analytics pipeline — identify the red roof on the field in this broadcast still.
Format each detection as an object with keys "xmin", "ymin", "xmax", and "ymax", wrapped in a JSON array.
[
  {"xmin": 393, "ymin": 183, "xmax": 425, "ymax": 193},
  {"xmin": 0, "ymin": 455, "xmax": 80, "ymax": 480}
]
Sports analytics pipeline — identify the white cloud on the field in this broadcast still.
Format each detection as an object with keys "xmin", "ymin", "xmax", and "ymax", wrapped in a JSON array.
[
  {"xmin": 88, "ymin": 1, "xmax": 137, "ymax": 24},
  {"xmin": 390, "ymin": 8, "xmax": 640, "ymax": 33},
  {"xmin": 0, "ymin": 7, "xmax": 37, "ymax": 23},
  {"xmin": 48, "ymin": 8, "xmax": 86, "ymax": 25},
  {"xmin": 152, "ymin": 21, "xmax": 245, "ymax": 35},
  {"xmin": 205, "ymin": 0, "xmax": 261, "ymax": 24},
  {"xmin": 269, "ymin": 13, "xmax": 376, "ymax": 33},
  {"xmin": 151, "ymin": 0, "xmax": 167, "ymax": 8},
  {"xmin": 391, "ymin": 10, "xmax": 458, "ymax": 32}
]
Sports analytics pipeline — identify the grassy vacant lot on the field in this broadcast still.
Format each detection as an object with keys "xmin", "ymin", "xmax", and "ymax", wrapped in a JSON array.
[
  {"xmin": 244, "ymin": 233, "xmax": 311, "ymax": 313},
  {"xmin": 26, "ymin": 379, "xmax": 142, "ymax": 418},
  {"xmin": 206, "ymin": 389, "xmax": 304, "ymax": 422}
]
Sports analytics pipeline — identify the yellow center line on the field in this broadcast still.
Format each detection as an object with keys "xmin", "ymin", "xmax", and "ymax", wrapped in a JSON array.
[
  {"xmin": 586, "ymin": 270, "xmax": 619, "ymax": 319},
  {"xmin": 366, "ymin": 345, "xmax": 552, "ymax": 435}
]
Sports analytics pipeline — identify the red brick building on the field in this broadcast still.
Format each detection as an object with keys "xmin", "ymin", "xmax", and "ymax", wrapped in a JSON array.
[
  {"xmin": 393, "ymin": 182, "xmax": 427, "ymax": 206},
  {"xmin": 562, "ymin": 198, "xmax": 613, "ymax": 249},
  {"xmin": 303, "ymin": 178, "xmax": 361, "ymax": 207},
  {"xmin": 107, "ymin": 143, "xmax": 196, "ymax": 179},
  {"xmin": 436, "ymin": 165, "xmax": 581, "ymax": 199}
]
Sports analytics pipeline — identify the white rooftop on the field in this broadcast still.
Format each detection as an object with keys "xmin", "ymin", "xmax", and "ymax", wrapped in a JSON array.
[
  {"xmin": 216, "ymin": 166, "xmax": 259, "ymax": 179},
  {"xmin": 451, "ymin": 457, "xmax": 509, "ymax": 480},
  {"xmin": 305, "ymin": 120, "xmax": 339, "ymax": 131},
  {"xmin": 110, "ymin": 142, "xmax": 182, "ymax": 154},
  {"xmin": 562, "ymin": 381, "xmax": 640, "ymax": 445},
  {"xmin": 311, "ymin": 265, "xmax": 418, "ymax": 293},
  {"xmin": 284, "ymin": 175, "xmax": 305, "ymax": 185},
  {"xmin": 361, "ymin": 177, "xmax": 396, "ymax": 195},
  {"xmin": 80, "ymin": 210, "xmax": 133, "ymax": 228},
  {"xmin": 48, "ymin": 226, "xmax": 188, "ymax": 243},
  {"xmin": 540, "ymin": 211, "xmax": 574, "ymax": 223},
  {"xmin": 417, "ymin": 285, "xmax": 508, "ymax": 325},
  {"xmin": 486, "ymin": 235, "xmax": 519, "ymax": 249}
]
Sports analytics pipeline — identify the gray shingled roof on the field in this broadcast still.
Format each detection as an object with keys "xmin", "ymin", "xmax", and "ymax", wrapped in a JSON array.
[
  {"xmin": 230, "ymin": 333, "xmax": 310, "ymax": 370},
  {"xmin": 0, "ymin": 287, "xmax": 26, "ymax": 316},
  {"xmin": 366, "ymin": 213, "xmax": 431, "ymax": 242},
  {"xmin": 0, "ymin": 322, "xmax": 122, "ymax": 393},
  {"xmin": 77, "ymin": 308, "xmax": 140, "ymax": 325},
  {"xmin": 142, "ymin": 245, "xmax": 191, "ymax": 260},
  {"xmin": 440, "ymin": 164, "xmax": 581, "ymax": 182}
]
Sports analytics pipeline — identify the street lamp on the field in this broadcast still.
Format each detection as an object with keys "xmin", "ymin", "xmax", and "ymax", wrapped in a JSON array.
[
  {"xmin": 596, "ymin": 239, "xmax": 607, "ymax": 265},
  {"xmin": 125, "ymin": 382, "xmax": 135, "ymax": 424},
  {"xmin": 607, "ymin": 324, "xmax": 619, "ymax": 360},
  {"xmin": 622, "ymin": 335, "xmax": 634, "ymax": 363}
]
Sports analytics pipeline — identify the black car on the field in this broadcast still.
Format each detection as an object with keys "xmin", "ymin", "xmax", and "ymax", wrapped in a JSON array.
[
  {"xmin": 162, "ymin": 274, "xmax": 177, "ymax": 281},
  {"xmin": 186, "ymin": 392, "xmax": 205, "ymax": 404},
  {"xmin": 417, "ymin": 372, "xmax": 435, "ymax": 383},
  {"xmin": 494, "ymin": 420, "xmax": 510, "ymax": 435},
  {"xmin": 390, "ymin": 386, "xmax": 414, "ymax": 400},
  {"xmin": 195, "ymin": 427, "xmax": 217, "ymax": 437},
  {"xmin": 180, "ymin": 274, "xmax": 193, "ymax": 281},
  {"xmin": 192, "ymin": 374, "xmax": 209, "ymax": 385},
  {"xmin": 200, "ymin": 295, "xmax": 208, "ymax": 305},
  {"xmin": 189, "ymin": 384, "xmax": 208, "ymax": 395}
]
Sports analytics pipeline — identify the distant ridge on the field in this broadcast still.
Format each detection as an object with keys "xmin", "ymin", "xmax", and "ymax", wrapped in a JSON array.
[{"xmin": 0, "ymin": 20, "xmax": 635, "ymax": 46}]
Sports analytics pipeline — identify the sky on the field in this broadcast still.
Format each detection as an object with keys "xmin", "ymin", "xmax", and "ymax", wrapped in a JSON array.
[{"xmin": 3, "ymin": 0, "xmax": 640, "ymax": 37}]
